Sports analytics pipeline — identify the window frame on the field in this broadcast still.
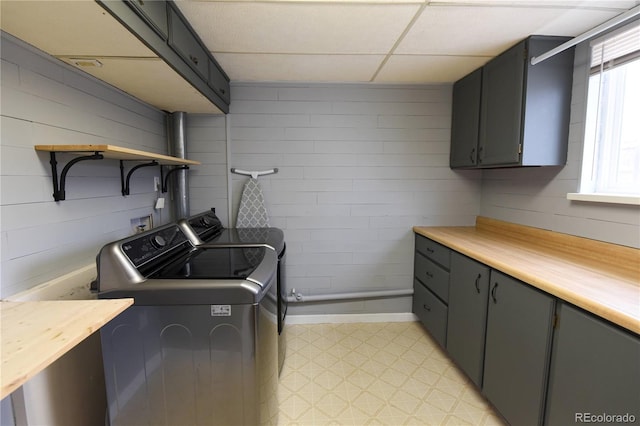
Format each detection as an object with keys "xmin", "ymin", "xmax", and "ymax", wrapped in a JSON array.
[{"xmin": 568, "ymin": 19, "xmax": 640, "ymax": 206}]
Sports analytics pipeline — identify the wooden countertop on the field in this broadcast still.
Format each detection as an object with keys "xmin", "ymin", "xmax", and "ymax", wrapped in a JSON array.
[
  {"xmin": 0, "ymin": 299, "xmax": 133, "ymax": 399},
  {"xmin": 414, "ymin": 217, "xmax": 640, "ymax": 335}
]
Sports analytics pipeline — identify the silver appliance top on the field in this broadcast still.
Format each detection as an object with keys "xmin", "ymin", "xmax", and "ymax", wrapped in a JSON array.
[
  {"xmin": 179, "ymin": 209, "xmax": 285, "ymax": 254},
  {"xmin": 93, "ymin": 222, "xmax": 277, "ymax": 305}
]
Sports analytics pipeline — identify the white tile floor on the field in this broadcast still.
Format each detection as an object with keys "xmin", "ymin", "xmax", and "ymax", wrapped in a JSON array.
[{"xmin": 278, "ymin": 322, "xmax": 506, "ymax": 426}]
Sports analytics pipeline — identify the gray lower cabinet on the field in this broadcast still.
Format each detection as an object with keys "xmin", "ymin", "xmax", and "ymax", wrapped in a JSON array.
[
  {"xmin": 413, "ymin": 279, "xmax": 448, "ymax": 347},
  {"xmin": 413, "ymin": 235, "xmax": 450, "ymax": 347},
  {"xmin": 445, "ymin": 252, "xmax": 490, "ymax": 387},
  {"xmin": 544, "ymin": 302, "xmax": 640, "ymax": 426},
  {"xmin": 483, "ymin": 271, "xmax": 555, "ymax": 426}
]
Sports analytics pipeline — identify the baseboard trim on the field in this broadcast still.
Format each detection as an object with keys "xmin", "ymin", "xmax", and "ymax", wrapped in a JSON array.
[{"xmin": 286, "ymin": 312, "xmax": 418, "ymax": 325}]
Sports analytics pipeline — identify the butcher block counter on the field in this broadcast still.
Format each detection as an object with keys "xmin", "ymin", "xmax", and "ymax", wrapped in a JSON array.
[
  {"xmin": 0, "ymin": 298, "xmax": 133, "ymax": 399},
  {"xmin": 414, "ymin": 216, "xmax": 640, "ymax": 334}
]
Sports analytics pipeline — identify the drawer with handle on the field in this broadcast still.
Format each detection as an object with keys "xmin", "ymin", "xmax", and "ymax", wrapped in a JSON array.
[
  {"xmin": 413, "ymin": 279, "xmax": 448, "ymax": 347},
  {"xmin": 415, "ymin": 234, "xmax": 450, "ymax": 269},
  {"xmin": 414, "ymin": 251, "xmax": 450, "ymax": 303}
]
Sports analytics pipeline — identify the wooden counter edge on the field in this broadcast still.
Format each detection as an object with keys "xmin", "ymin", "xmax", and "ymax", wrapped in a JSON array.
[
  {"xmin": 0, "ymin": 298, "xmax": 133, "ymax": 399},
  {"xmin": 412, "ymin": 220, "xmax": 640, "ymax": 335}
]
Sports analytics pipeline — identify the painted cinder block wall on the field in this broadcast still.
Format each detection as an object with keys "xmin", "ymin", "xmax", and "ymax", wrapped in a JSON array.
[
  {"xmin": 0, "ymin": 32, "xmax": 170, "ymax": 299},
  {"xmin": 225, "ymin": 83, "xmax": 482, "ymax": 315}
]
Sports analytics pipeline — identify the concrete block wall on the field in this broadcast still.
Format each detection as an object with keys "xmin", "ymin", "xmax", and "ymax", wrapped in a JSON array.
[
  {"xmin": 225, "ymin": 83, "xmax": 482, "ymax": 314},
  {"xmin": 0, "ymin": 31, "xmax": 168, "ymax": 297}
]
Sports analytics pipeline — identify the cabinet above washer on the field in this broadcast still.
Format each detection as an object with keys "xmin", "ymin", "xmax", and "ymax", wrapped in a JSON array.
[{"xmin": 0, "ymin": 0, "xmax": 230, "ymax": 114}]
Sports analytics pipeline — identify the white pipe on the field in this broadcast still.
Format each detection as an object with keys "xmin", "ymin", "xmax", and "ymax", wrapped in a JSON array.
[
  {"xmin": 531, "ymin": 4, "xmax": 640, "ymax": 65},
  {"xmin": 287, "ymin": 288, "xmax": 414, "ymax": 303}
]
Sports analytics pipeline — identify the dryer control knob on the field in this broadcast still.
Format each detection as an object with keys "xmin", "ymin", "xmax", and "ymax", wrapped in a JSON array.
[{"xmin": 151, "ymin": 235, "xmax": 167, "ymax": 249}]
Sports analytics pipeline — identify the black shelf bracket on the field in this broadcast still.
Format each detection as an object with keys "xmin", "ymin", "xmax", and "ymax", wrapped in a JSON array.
[
  {"xmin": 161, "ymin": 165, "xmax": 190, "ymax": 193},
  {"xmin": 49, "ymin": 151, "xmax": 104, "ymax": 201},
  {"xmin": 120, "ymin": 160, "xmax": 159, "ymax": 196}
]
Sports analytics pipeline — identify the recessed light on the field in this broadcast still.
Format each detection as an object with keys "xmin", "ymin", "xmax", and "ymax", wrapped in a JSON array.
[{"xmin": 69, "ymin": 58, "xmax": 103, "ymax": 68}]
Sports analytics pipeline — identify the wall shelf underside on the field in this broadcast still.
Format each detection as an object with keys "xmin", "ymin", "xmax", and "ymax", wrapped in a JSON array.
[{"xmin": 35, "ymin": 145, "xmax": 200, "ymax": 201}]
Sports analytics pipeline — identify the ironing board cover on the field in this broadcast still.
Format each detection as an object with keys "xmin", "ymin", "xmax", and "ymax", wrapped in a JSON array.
[{"xmin": 236, "ymin": 178, "xmax": 270, "ymax": 228}]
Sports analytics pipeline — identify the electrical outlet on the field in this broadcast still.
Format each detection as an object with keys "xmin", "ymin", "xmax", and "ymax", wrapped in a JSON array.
[{"xmin": 154, "ymin": 177, "xmax": 161, "ymax": 192}]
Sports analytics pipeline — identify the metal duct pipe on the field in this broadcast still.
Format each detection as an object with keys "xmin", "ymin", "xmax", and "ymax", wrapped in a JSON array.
[
  {"xmin": 286, "ymin": 288, "xmax": 414, "ymax": 303},
  {"xmin": 167, "ymin": 111, "xmax": 189, "ymax": 220}
]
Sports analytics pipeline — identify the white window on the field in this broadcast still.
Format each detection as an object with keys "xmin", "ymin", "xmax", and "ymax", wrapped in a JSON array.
[{"xmin": 570, "ymin": 21, "xmax": 640, "ymax": 205}]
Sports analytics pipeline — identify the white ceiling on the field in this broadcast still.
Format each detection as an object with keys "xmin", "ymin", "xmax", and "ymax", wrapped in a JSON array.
[
  {"xmin": 1, "ymin": 0, "xmax": 638, "ymax": 113},
  {"xmin": 177, "ymin": 0, "xmax": 640, "ymax": 83}
]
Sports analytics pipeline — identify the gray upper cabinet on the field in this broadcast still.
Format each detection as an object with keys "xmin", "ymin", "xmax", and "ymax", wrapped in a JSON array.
[
  {"xmin": 451, "ymin": 35, "xmax": 574, "ymax": 168},
  {"xmin": 168, "ymin": 6, "xmax": 209, "ymax": 79},
  {"xmin": 209, "ymin": 58, "xmax": 231, "ymax": 105},
  {"xmin": 482, "ymin": 271, "xmax": 555, "ymax": 426},
  {"xmin": 98, "ymin": 0, "xmax": 230, "ymax": 113},
  {"xmin": 479, "ymin": 42, "xmax": 525, "ymax": 166},
  {"xmin": 479, "ymin": 36, "xmax": 573, "ymax": 167},
  {"xmin": 445, "ymin": 252, "xmax": 490, "ymax": 387},
  {"xmin": 126, "ymin": 0, "xmax": 168, "ymax": 39},
  {"xmin": 450, "ymin": 68, "xmax": 482, "ymax": 168},
  {"xmin": 545, "ymin": 302, "xmax": 640, "ymax": 426}
]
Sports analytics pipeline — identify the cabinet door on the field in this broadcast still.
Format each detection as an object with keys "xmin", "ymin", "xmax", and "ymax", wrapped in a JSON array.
[
  {"xmin": 446, "ymin": 252, "xmax": 490, "ymax": 387},
  {"xmin": 483, "ymin": 271, "xmax": 554, "ymax": 426},
  {"xmin": 545, "ymin": 303, "xmax": 640, "ymax": 426},
  {"xmin": 479, "ymin": 40, "xmax": 525, "ymax": 166},
  {"xmin": 168, "ymin": 7, "xmax": 209, "ymax": 79},
  {"xmin": 126, "ymin": 0, "xmax": 168, "ymax": 39},
  {"xmin": 450, "ymin": 68, "xmax": 482, "ymax": 168},
  {"xmin": 209, "ymin": 58, "xmax": 230, "ymax": 104}
]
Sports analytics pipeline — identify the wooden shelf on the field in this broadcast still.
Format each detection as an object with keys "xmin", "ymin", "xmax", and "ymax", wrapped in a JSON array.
[
  {"xmin": 34, "ymin": 144, "xmax": 199, "ymax": 201},
  {"xmin": 34, "ymin": 144, "xmax": 200, "ymax": 166},
  {"xmin": 0, "ymin": 299, "xmax": 133, "ymax": 399}
]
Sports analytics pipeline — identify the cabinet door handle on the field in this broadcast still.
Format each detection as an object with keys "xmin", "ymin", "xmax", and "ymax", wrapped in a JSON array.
[
  {"xmin": 423, "ymin": 304, "xmax": 431, "ymax": 312},
  {"xmin": 478, "ymin": 146, "xmax": 484, "ymax": 164},
  {"xmin": 470, "ymin": 147, "xmax": 476, "ymax": 164},
  {"xmin": 474, "ymin": 274, "xmax": 481, "ymax": 294},
  {"xmin": 491, "ymin": 282, "xmax": 499, "ymax": 303},
  {"xmin": 425, "ymin": 271, "xmax": 434, "ymax": 279},
  {"xmin": 189, "ymin": 54, "xmax": 199, "ymax": 65},
  {"xmin": 426, "ymin": 247, "xmax": 435, "ymax": 254}
]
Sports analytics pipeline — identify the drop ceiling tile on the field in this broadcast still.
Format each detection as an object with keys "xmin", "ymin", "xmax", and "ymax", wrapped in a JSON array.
[
  {"xmin": 176, "ymin": 2, "xmax": 421, "ymax": 54},
  {"xmin": 375, "ymin": 55, "xmax": 491, "ymax": 83},
  {"xmin": 58, "ymin": 57, "xmax": 221, "ymax": 114},
  {"xmin": 0, "ymin": 1, "xmax": 156, "ymax": 57},
  {"xmin": 214, "ymin": 53, "xmax": 386, "ymax": 82},
  {"xmin": 397, "ymin": 5, "xmax": 623, "ymax": 56}
]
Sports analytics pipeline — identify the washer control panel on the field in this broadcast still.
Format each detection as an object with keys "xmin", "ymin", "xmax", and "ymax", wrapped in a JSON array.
[
  {"xmin": 121, "ymin": 225, "xmax": 189, "ymax": 268},
  {"xmin": 187, "ymin": 210, "xmax": 223, "ymax": 240}
]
